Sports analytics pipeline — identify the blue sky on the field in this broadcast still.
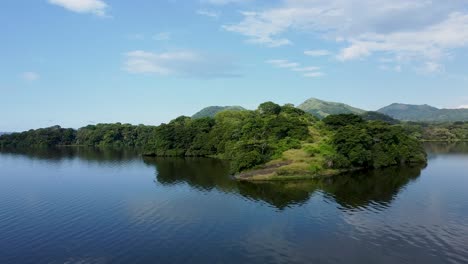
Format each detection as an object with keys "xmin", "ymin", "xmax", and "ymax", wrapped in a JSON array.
[{"xmin": 2, "ymin": 0, "xmax": 468, "ymax": 131}]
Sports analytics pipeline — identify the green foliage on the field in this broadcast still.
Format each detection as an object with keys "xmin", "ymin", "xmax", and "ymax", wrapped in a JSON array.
[
  {"xmin": 298, "ymin": 97, "xmax": 365, "ymax": 119},
  {"xmin": 329, "ymin": 118, "xmax": 427, "ymax": 169},
  {"xmin": 360, "ymin": 111, "xmax": 399, "ymax": 124},
  {"xmin": 0, "ymin": 126, "xmax": 76, "ymax": 148},
  {"xmin": 191, "ymin": 106, "xmax": 245, "ymax": 119},
  {"xmin": 258, "ymin": 101, "xmax": 281, "ymax": 115},
  {"xmin": 402, "ymin": 121, "xmax": 468, "ymax": 141},
  {"xmin": 76, "ymin": 123, "xmax": 157, "ymax": 147},
  {"xmin": 145, "ymin": 103, "xmax": 312, "ymax": 173},
  {"xmin": 0, "ymin": 103, "xmax": 428, "ymax": 175},
  {"xmin": 323, "ymin": 114, "xmax": 364, "ymax": 128}
]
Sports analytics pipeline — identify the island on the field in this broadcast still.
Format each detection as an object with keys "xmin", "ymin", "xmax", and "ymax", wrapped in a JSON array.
[{"xmin": 0, "ymin": 101, "xmax": 427, "ymax": 181}]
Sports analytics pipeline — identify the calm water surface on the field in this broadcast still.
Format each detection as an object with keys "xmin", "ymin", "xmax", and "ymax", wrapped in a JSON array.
[{"xmin": 1, "ymin": 143, "xmax": 468, "ymax": 264}]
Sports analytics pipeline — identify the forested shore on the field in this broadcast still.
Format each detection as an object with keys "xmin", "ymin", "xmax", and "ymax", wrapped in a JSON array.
[{"xmin": 0, "ymin": 102, "xmax": 429, "ymax": 180}]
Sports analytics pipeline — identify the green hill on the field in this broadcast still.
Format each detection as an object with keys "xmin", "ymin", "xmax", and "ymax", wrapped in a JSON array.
[
  {"xmin": 378, "ymin": 103, "xmax": 468, "ymax": 122},
  {"xmin": 360, "ymin": 111, "xmax": 399, "ymax": 124},
  {"xmin": 298, "ymin": 98, "xmax": 366, "ymax": 119},
  {"xmin": 192, "ymin": 106, "xmax": 245, "ymax": 119}
]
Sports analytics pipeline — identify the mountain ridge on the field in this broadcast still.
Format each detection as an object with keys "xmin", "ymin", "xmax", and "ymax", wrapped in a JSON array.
[
  {"xmin": 191, "ymin": 99, "xmax": 468, "ymax": 122},
  {"xmin": 297, "ymin": 97, "xmax": 366, "ymax": 119},
  {"xmin": 378, "ymin": 103, "xmax": 468, "ymax": 122}
]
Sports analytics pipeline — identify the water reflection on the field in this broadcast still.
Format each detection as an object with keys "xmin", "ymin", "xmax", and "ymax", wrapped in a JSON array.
[
  {"xmin": 321, "ymin": 166, "xmax": 423, "ymax": 209},
  {"xmin": 144, "ymin": 156, "xmax": 425, "ymax": 210},
  {"xmin": 2, "ymin": 147, "xmax": 425, "ymax": 211},
  {"xmin": 424, "ymin": 142, "xmax": 468, "ymax": 154},
  {"xmin": 0, "ymin": 147, "xmax": 140, "ymax": 164}
]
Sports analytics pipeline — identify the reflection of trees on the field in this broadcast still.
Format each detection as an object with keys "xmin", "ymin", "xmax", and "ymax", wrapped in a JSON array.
[
  {"xmin": 238, "ymin": 181, "xmax": 319, "ymax": 210},
  {"xmin": 142, "ymin": 157, "xmax": 235, "ymax": 192},
  {"xmin": 1, "ymin": 147, "xmax": 428, "ymax": 211},
  {"xmin": 321, "ymin": 165, "xmax": 424, "ymax": 209},
  {"xmin": 424, "ymin": 142, "xmax": 468, "ymax": 155},
  {"xmin": 0, "ymin": 147, "xmax": 140, "ymax": 164},
  {"xmin": 144, "ymin": 157, "xmax": 320, "ymax": 209},
  {"xmin": 145, "ymin": 157, "xmax": 425, "ymax": 211}
]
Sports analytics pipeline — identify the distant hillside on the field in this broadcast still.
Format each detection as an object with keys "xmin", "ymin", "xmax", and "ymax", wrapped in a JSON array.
[
  {"xmin": 360, "ymin": 111, "xmax": 400, "ymax": 124},
  {"xmin": 378, "ymin": 103, "xmax": 468, "ymax": 122},
  {"xmin": 192, "ymin": 106, "xmax": 246, "ymax": 119},
  {"xmin": 298, "ymin": 98, "xmax": 366, "ymax": 119}
]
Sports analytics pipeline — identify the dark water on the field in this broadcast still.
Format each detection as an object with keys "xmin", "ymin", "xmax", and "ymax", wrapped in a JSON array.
[{"xmin": 1, "ymin": 144, "xmax": 468, "ymax": 264}]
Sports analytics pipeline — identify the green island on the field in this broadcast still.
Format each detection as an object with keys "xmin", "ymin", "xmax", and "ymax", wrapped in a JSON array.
[{"xmin": 0, "ymin": 101, "xmax": 429, "ymax": 181}]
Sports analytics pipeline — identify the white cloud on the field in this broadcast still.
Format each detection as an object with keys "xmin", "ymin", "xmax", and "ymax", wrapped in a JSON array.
[
  {"xmin": 266, "ymin": 59, "xmax": 299, "ymax": 68},
  {"xmin": 303, "ymin": 72, "xmax": 324, "ymax": 78},
  {"xmin": 21, "ymin": 72, "xmax": 40, "ymax": 81},
  {"xmin": 292, "ymin": 66, "xmax": 320, "ymax": 72},
  {"xmin": 153, "ymin": 32, "xmax": 171, "ymax": 41},
  {"xmin": 266, "ymin": 59, "xmax": 323, "ymax": 78},
  {"xmin": 48, "ymin": 0, "xmax": 108, "ymax": 16},
  {"xmin": 458, "ymin": 105, "xmax": 468, "ymax": 109},
  {"xmin": 124, "ymin": 50, "xmax": 239, "ymax": 78},
  {"xmin": 223, "ymin": 0, "xmax": 468, "ymax": 69},
  {"xmin": 304, "ymin": 50, "xmax": 331, "ymax": 57},
  {"xmin": 223, "ymin": 11, "xmax": 292, "ymax": 47},
  {"xmin": 336, "ymin": 12, "xmax": 468, "ymax": 62},
  {"xmin": 196, "ymin": 9, "xmax": 220, "ymax": 19},
  {"xmin": 418, "ymin": 62, "xmax": 444, "ymax": 74}
]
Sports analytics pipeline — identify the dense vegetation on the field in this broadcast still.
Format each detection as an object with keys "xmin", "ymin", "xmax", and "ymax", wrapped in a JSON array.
[
  {"xmin": 0, "ymin": 126, "xmax": 76, "ymax": 148},
  {"xmin": 360, "ymin": 111, "xmax": 399, "ymax": 124},
  {"xmin": 323, "ymin": 114, "xmax": 426, "ymax": 169},
  {"xmin": 143, "ymin": 102, "xmax": 313, "ymax": 173},
  {"xmin": 0, "ymin": 102, "xmax": 428, "ymax": 179},
  {"xmin": 0, "ymin": 123, "xmax": 156, "ymax": 148},
  {"xmin": 298, "ymin": 97, "xmax": 366, "ymax": 119},
  {"xmin": 191, "ymin": 106, "xmax": 245, "ymax": 119},
  {"xmin": 378, "ymin": 103, "xmax": 468, "ymax": 122},
  {"xmin": 403, "ymin": 121, "xmax": 468, "ymax": 142}
]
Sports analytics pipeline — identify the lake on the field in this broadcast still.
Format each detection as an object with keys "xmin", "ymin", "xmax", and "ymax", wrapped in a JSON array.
[{"xmin": 1, "ymin": 143, "xmax": 468, "ymax": 264}]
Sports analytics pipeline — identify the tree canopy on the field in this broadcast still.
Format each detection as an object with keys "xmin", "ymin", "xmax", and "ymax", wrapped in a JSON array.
[{"xmin": 0, "ymin": 103, "xmax": 428, "ymax": 176}]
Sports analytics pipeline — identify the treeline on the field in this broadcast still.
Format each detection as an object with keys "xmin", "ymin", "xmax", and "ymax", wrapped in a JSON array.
[
  {"xmin": 142, "ymin": 102, "xmax": 313, "ymax": 172},
  {"xmin": 0, "ymin": 126, "xmax": 76, "ymax": 148},
  {"xmin": 323, "ymin": 114, "xmax": 426, "ymax": 169},
  {"xmin": 403, "ymin": 121, "xmax": 468, "ymax": 141},
  {"xmin": 0, "ymin": 102, "xmax": 428, "ymax": 174},
  {"xmin": 0, "ymin": 123, "xmax": 157, "ymax": 148}
]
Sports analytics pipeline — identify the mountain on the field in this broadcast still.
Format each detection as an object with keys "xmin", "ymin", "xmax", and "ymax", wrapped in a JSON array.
[
  {"xmin": 298, "ymin": 98, "xmax": 366, "ymax": 119},
  {"xmin": 377, "ymin": 103, "xmax": 468, "ymax": 122},
  {"xmin": 360, "ymin": 111, "xmax": 400, "ymax": 124},
  {"xmin": 192, "ymin": 106, "xmax": 246, "ymax": 119}
]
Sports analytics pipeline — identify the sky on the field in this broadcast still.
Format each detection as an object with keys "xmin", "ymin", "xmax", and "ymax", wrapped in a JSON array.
[{"xmin": 1, "ymin": 0, "xmax": 468, "ymax": 131}]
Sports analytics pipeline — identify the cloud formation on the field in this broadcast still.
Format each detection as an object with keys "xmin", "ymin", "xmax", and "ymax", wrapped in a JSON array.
[
  {"xmin": 48, "ymin": 0, "xmax": 108, "ymax": 16},
  {"xmin": 124, "ymin": 50, "xmax": 239, "ymax": 78},
  {"xmin": 304, "ymin": 50, "xmax": 331, "ymax": 57},
  {"xmin": 224, "ymin": 0, "xmax": 468, "ymax": 69},
  {"xmin": 266, "ymin": 59, "xmax": 323, "ymax": 78}
]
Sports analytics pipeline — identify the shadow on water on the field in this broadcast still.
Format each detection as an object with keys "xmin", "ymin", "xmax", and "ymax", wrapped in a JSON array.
[
  {"xmin": 143, "ymin": 156, "xmax": 426, "ymax": 210},
  {"xmin": 424, "ymin": 142, "xmax": 468, "ymax": 155},
  {"xmin": 2, "ymin": 146, "xmax": 426, "ymax": 211},
  {"xmin": 321, "ymin": 165, "xmax": 424, "ymax": 209},
  {"xmin": 0, "ymin": 146, "xmax": 141, "ymax": 164}
]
